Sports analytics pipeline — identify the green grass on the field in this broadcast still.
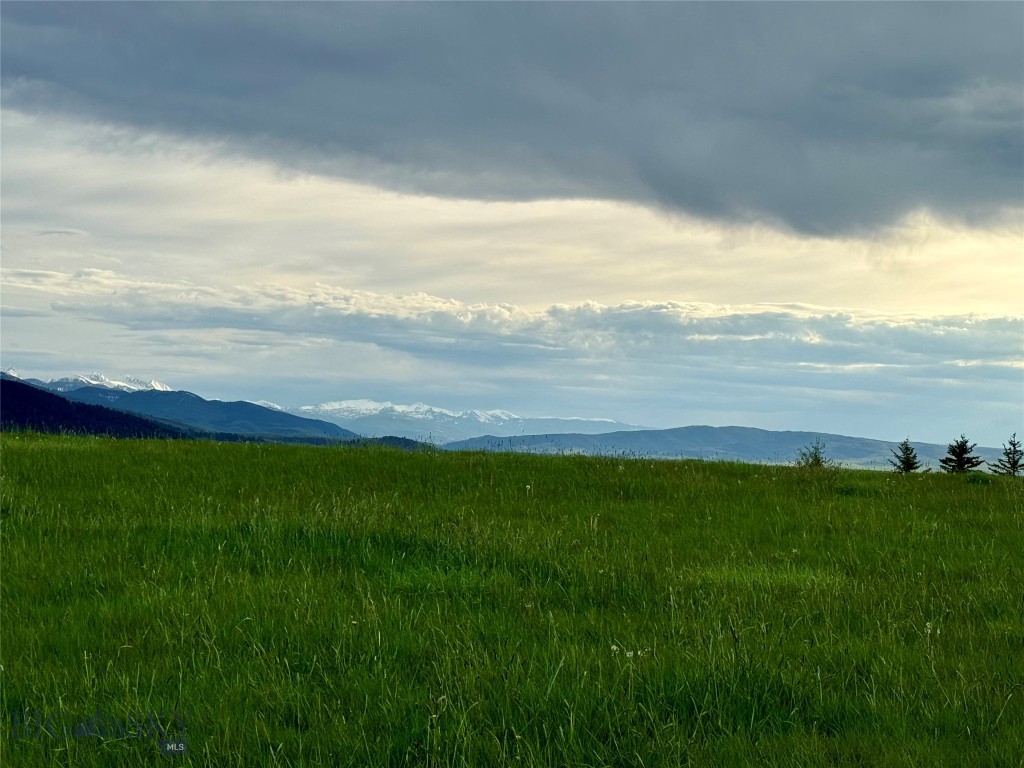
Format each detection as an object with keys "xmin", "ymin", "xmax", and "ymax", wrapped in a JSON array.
[{"xmin": 1, "ymin": 432, "xmax": 1022, "ymax": 766}]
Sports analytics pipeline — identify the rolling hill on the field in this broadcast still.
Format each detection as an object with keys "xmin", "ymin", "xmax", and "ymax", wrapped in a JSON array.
[
  {"xmin": 444, "ymin": 425, "xmax": 1004, "ymax": 470},
  {"xmin": 60, "ymin": 386, "xmax": 359, "ymax": 439},
  {"xmin": 0, "ymin": 378, "xmax": 187, "ymax": 439}
]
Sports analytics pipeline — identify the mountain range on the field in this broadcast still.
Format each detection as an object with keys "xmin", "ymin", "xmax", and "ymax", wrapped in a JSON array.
[
  {"xmin": 287, "ymin": 399, "xmax": 644, "ymax": 444},
  {"xmin": 6, "ymin": 370, "xmax": 174, "ymax": 393},
  {"xmin": 1, "ymin": 371, "xmax": 357, "ymax": 442},
  {"xmin": 0, "ymin": 370, "xmax": 1008, "ymax": 469},
  {"xmin": 0, "ymin": 378, "xmax": 190, "ymax": 439},
  {"xmin": 445, "ymin": 427, "xmax": 1005, "ymax": 470},
  {"xmin": 62, "ymin": 386, "xmax": 357, "ymax": 439}
]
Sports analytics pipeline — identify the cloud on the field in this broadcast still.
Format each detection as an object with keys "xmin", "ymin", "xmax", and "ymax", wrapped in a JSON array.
[
  {"xmin": 35, "ymin": 228, "xmax": 86, "ymax": 238},
  {"xmin": 3, "ymin": 109, "xmax": 1021, "ymax": 317},
  {"xmin": 5, "ymin": 267, "xmax": 1019, "ymax": 374},
  {"xmin": 2, "ymin": 3, "xmax": 1020, "ymax": 235}
]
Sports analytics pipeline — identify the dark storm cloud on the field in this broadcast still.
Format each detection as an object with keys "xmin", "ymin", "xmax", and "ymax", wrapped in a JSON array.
[{"xmin": 2, "ymin": 2, "xmax": 1021, "ymax": 234}]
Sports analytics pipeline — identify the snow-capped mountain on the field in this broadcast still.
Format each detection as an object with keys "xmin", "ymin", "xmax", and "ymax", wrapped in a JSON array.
[
  {"xmin": 247, "ymin": 400, "xmax": 284, "ymax": 411},
  {"xmin": 47, "ymin": 373, "xmax": 174, "ymax": 393},
  {"xmin": 289, "ymin": 399, "xmax": 645, "ymax": 444},
  {"xmin": 3, "ymin": 370, "xmax": 173, "ymax": 393},
  {"xmin": 298, "ymin": 399, "xmax": 519, "ymax": 422}
]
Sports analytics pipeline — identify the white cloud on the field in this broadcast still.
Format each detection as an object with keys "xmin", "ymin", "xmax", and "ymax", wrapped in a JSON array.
[{"xmin": 3, "ymin": 110, "xmax": 1021, "ymax": 318}]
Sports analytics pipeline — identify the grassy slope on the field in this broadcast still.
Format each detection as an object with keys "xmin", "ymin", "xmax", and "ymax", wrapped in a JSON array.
[{"xmin": 1, "ymin": 433, "xmax": 1021, "ymax": 767}]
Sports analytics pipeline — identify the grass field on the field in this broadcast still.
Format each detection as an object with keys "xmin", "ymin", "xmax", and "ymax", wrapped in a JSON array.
[{"xmin": 1, "ymin": 433, "xmax": 1022, "ymax": 766}]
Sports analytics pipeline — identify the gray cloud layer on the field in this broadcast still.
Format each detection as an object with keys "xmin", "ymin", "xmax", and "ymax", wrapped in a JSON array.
[{"xmin": 3, "ymin": 2, "xmax": 1020, "ymax": 235}]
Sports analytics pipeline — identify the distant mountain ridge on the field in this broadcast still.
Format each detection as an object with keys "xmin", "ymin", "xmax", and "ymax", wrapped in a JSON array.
[
  {"xmin": 62, "ymin": 386, "xmax": 358, "ymax": 439},
  {"xmin": 291, "ymin": 399, "xmax": 644, "ymax": 443},
  {"xmin": 2, "ymin": 370, "xmax": 1009, "ymax": 470},
  {"xmin": 0, "ymin": 378, "xmax": 188, "ymax": 439},
  {"xmin": 1, "ymin": 369, "xmax": 173, "ymax": 393},
  {"xmin": 1, "ymin": 370, "xmax": 357, "ymax": 440},
  {"xmin": 444, "ymin": 426, "xmax": 1005, "ymax": 470}
]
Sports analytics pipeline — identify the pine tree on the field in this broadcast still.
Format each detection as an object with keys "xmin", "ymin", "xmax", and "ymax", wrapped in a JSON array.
[
  {"xmin": 938, "ymin": 434, "xmax": 985, "ymax": 473},
  {"xmin": 888, "ymin": 438, "xmax": 921, "ymax": 473},
  {"xmin": 795, "ymin": 438, "xmax": 835, "ymax": 469},
  {"xmin": 991, "ymin": 433, "xmax": 1023, "ymax": 476}
]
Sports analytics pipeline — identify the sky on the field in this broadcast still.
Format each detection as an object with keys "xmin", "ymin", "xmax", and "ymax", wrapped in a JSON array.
[{"xmin": 1, "ymin": 2, "xmax": 1021, "ymax": 446}]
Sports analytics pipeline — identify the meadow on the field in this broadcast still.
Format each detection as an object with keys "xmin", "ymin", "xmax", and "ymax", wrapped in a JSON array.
[{"xmin": 1, "ymin": 433, "xmax": 1021, "ymax": 767}]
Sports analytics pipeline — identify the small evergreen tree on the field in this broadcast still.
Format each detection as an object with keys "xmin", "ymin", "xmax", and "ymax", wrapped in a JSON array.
[
  {"xmin": 991, "ymin": 433, "xmax": 1023, "ymax": 476},
  {"xmin": 939, "ymin": 434, "xmax": 985, "ymax": 474},
  {"xmin": 888, "ymin": 438, "xmax": 921, "ymax": 473},
  {"xmin": 795, "ymin": 438, "xmax": 835, "ymax": 469}
]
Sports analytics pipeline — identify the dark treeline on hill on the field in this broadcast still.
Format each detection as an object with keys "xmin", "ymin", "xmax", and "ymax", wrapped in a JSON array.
[
  {"xmin": 0, "ymin": 378, "xmax": 187, "ymax": 439},
  {"xmin": 0, "ymin": 378, "xmax": 430, "ymax": 450},
  {"xmin": 61, "ymin": 385, "xmax": 357, "ymax": 439}
]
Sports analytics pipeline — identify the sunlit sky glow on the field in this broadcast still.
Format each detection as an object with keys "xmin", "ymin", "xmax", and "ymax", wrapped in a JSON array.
[{"xmin": 1, "ymin": 2, "xmax": 1021, "ymax": 445}]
